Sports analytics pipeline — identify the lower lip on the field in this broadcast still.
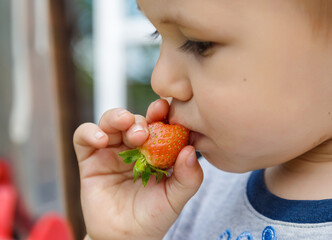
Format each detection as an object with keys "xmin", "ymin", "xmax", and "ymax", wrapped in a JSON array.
[{"xmin": 189, "ymin": 131, "xmax": 204, "ymax": 148}]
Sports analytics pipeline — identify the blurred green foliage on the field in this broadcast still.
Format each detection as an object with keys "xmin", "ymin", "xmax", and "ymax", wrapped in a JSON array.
[
  {"xmin": 71, "ymin": 0, "xmax": 94, "ymax": 121},
  {"xmin": 75, "ymin": 0, "xmax": 93, "ymax": 36},
  {"xmin": 127, "ymin": 82, "xmax": 159, "ymax": 116},
  {"xmin": 126, "ymin": 44, "xmax": 160, "ymax": 115}
]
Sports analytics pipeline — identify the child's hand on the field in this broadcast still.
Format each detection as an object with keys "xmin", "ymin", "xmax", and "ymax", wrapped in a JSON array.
[{"xmin": 73, "ymin": 99, "xmax": 203, "ymax": 240}]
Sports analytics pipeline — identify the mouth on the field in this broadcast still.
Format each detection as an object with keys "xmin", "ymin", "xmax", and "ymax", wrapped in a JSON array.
[
  {"xmin": 189, "ymin": 131, "xmax": 204, "ymax": 147},
  {"xmin": 168, "ymin": 111, "xmax": 204, "ymax": 148},
  {"xmin": 169, "ymin": 119, "xmax": 200, "ymax": 145}
]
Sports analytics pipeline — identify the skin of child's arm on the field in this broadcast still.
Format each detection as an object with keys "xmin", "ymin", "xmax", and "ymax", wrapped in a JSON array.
[{"xmin": 73, "ymin": 99, "xmax": 203, "ymax": 240}]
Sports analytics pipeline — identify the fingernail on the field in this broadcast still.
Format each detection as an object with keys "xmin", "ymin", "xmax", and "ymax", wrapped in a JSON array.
[
  {"xmin": 186, "ymin": 150, "xmax": 197, "ymax": 168},
  {"xmin": 132, "ymin": 124, "xmax": 147, "ymax": 133},
  {"xmin": 95, "ymin": 131, "xmax": 106, "ymax": 139},
  {"xmin": 117, "ymin": 109, "xmax": 128, "ymax": 116}
]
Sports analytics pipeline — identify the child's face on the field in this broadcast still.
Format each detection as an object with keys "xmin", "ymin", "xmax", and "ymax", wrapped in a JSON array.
[{"xmin": 138, "ymin": 0, "xmax": 332, "ymax": 172}]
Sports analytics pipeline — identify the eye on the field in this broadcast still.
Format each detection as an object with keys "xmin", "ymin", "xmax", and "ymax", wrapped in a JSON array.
[
  {"xmin": 150, "ymin": 30, "xmax": 214, "ymax": 57},
  {"xmin": 179, "ymin": 40, "xmax": 214, "ymax": 57}
]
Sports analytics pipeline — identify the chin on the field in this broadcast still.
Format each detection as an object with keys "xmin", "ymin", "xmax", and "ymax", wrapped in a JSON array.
[{"xmin": 201, "ymin": 152, "xmax": 255, "ymax": 174}]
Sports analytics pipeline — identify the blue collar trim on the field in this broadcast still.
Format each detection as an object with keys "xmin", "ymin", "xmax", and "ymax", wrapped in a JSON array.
[{"xmin": 247, "ymin": 169, "xmax": 332, "ymax": 223}]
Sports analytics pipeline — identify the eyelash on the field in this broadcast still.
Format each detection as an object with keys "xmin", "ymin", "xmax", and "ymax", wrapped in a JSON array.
[{"xmin": 150, "ymin": 30, "xmax": 213, "ymax": 57}]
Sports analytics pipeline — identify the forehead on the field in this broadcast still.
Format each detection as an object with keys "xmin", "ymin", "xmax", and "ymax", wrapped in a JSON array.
[
  {"xmin": 137, "ymin": 0, "xmax": 235, "ymax": 20},
  {"xmin": 136, "ymin": 0, "xmax": 243, "ymax": 34}
]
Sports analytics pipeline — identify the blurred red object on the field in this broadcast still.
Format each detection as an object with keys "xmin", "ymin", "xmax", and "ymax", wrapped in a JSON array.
[
  {"xmin": 0, "ymin": 185, "xmax": 17, "ymax": 239},
  {"xmin": 0, "ymin": 159, "xmax": 74, "ymax": 240},
  {"xmin": 0, "ymin": 160, "xmax": 17, "ymax": 239},
  {"xmin": 0, "ymin": 161, "xmax": 12, "ymax": 185},
  {"xmin": 27, "ymin": 214, "xmax": 74, "ymax": 240}
]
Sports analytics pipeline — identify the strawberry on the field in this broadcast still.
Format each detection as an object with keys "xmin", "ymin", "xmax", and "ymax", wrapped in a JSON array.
[{"xmin": 119, "ymin": 122, "xmax": 190, "ymax": 186}]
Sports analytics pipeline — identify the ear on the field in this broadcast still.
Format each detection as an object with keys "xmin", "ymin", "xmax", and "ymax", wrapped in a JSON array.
[
  {"xmin": 218, "ymin": 229, "xmax": 232, "ymax": 240},
  {"xmin": 262, "ymin": 226, "xmax": 277, "ymax": 240}
]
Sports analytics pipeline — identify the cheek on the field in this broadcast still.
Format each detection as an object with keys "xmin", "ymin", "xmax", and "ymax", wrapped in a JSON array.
[
  {"xmin": 200, "ymin": 85, "xmax": 289, "ymax": 151},
  {"xmin": 194, "ymin": 65, "xmax": 326, "ymax": 167}
]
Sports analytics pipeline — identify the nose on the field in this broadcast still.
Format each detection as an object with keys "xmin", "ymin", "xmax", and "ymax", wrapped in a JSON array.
[{"xmin": 151, "ymin": 41, "xmax": 193, "ymax": 102}]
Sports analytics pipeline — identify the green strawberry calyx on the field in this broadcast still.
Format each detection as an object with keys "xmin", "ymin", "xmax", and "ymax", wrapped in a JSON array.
[{"xmin": 119, "ymin": 149, "xmax": 169, "ymax": 187}]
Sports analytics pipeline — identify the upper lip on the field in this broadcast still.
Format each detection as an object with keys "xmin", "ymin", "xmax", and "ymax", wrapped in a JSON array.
[{"xmin": 168, "ymin": 102, "xmax": 200, "ymax": 136}]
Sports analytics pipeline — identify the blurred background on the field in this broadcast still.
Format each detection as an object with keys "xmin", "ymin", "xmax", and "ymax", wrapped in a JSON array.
[{"xmin": 0, "ymin": 0, "xmax": 160, "ymax": 239}]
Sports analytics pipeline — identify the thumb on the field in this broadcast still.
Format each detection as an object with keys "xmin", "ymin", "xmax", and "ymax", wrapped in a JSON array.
[{"xmin": 165, "ymin": 146, "xmax": 204, "ymax": 215}]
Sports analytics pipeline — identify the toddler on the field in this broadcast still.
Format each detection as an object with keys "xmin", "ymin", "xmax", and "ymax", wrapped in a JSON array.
[{"xmin": 74, "ymin": 0, "xmax": 332, "ymax": 239}]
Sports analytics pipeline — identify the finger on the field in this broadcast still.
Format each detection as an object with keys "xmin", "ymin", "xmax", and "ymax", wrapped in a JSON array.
[
  {"xmin": 99, "ymin": 108, "xmax": 135, "ymax": 147},
  {"xmin": 146, "ymin": 99, "xmax": 170, "ymax": 123},
  {"xmin": 73, "ymin": 123, "xmax": 109, "ymax": 162},
  {"xmin": 123, "ymin": 115, "xmax": 149, "ymax": 148},
  {"xmin": 165, "ymin": 146, "xmax": 203, "ymax": 215}
]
